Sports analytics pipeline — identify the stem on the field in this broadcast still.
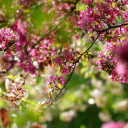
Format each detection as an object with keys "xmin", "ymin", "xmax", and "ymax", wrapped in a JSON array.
[{"xmin": 22, "ymin": 73, "xmax": 29, "ymax": 86}]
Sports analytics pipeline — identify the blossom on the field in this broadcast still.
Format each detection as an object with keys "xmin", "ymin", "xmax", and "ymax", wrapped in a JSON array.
[
  {"xmin": 13, "ymin": 85, "xmax": 26, "ymax": 95},
  {"xmin": 96, "ymin": 42, "xmax": 128, "ymax": 83},
  {"xmin": 101, "ymin": 121, "xmax": 123, "ymax": 128},
  {"xmin": 46, "ymin": 75, "xmax": 66, "ymax": 86},
  {"xmin": 115, "ymin": 39, "xmax": 128, "ymax": 63}
]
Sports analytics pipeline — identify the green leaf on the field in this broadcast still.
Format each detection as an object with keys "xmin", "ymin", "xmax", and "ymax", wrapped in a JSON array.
[
  {"xmin": 7, "ymin": 74, "xmax": 19, "ymax": 80},
  {"xmin": 26, "ymin": 100, "xmax": 36, "ymax": 105},
  {"xmin": 23, "ymin": 9, "xmax": 30, "ymax": 13},
  {"xmin": 1, "ymin": 92, "xmax": 5, "ymax": 98},
  {"xmin": 36, "ymin": 76, "xmax": 43, "ymax": 85},
  {"xmin": 20, "ymin": 103, "xmax": 26, "ymax": 112}
]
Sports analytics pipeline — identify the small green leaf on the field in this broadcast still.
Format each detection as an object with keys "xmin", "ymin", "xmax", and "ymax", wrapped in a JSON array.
[
  {"xmin": 36, "ymin": 77, "xmax": 42, "ymax": 85},
  {"xmin": 2, "ymin": 92, "xmax": 5, "ymax": 98},
  {"xmin": 26, "ymin": 100, "xmax": 36, "ymax": 105},
  {"xmin": 23, "ymin": 9, "xmax": 30, "ymax": 13},
  {"xmin": 20, "ymin": 103, "xmax": 26, "ymax": 112}
]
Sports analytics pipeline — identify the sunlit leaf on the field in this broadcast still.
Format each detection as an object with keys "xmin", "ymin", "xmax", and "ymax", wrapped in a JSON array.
[
  {"xmin": 57, "ymin": 84, "xmax": 61, "ymax": 89},
  {"xmin": 23, "ymin": 9, "xmax": 30, "ymax": 13},
  {"xmin": 112, "ymin": 2, "xmax": 116, "ymax": 7},
  {"xmin": 82, "ymin": 55, "xmax": 88, "ymax": 62},
  {"xmin": 47, "ymin": 84, "xmax": 52, "ymax": 89},
  {"xmin": 88, "ymin": 52, "xmax": 92, "ymax": 55},
  {"xmin": 120, "ymin": 37, "xmax": 125, "ymax": 40}
]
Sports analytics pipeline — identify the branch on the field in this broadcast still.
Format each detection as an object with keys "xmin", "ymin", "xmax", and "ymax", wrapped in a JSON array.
[
  {"xmin": 31, "ymin": 15, "xmax": 68, "ymax": 49},
  {"xmin": 43, "ymin": 30, "xmax": 100, "ymax": 112},
  {"xmin": 0, "ymin": 20, "xmax": 8, "ymax": 23},
  {"xmin": 75, "ymin": 23, "xmax": 128, "ymax": 56},
  {"xmin": 80, "ymin": 33, "xmax": 101, "ymax": 56},
  {"xmin": 3, "ymin": 40, "xmax": 17, "ymax": 53},
  {"xmin": 76, "ymin": 23, "xmax": 128, "ymax": 34},
  {"xmin": 0, "ymin": 40, "xmax": 17, "ymax": 53},
  {"xmin": 99, "ymin": 23, "xmax": 128, "ymax": 33},
  {"xmin": 55, "ymin": 64, "xmax": 76, "ymax": 98}
]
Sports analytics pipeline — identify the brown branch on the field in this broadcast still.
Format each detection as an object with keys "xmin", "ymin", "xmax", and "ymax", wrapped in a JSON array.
[
  {"xmin": 3, "ymin": 40, "xmax": 17, "ymax": 53},
  {"xmin": 76, "ymin": 23, "xmax": 128, "ymax": 34},
  {"xmin": 0, "ymin": 20, "xmax": 8, "ymax": 23},
  {"xmin": 99, "ymin": 23, "xmax": 128, "ymax": 33},
  {"xmin": 43, "ymin": 32, "xmax": 100, "ymax": 112},
  {"xmin": 74, "ymin": 23, "xmax": 128, "ymax": 57},
  {"xmin": 80, "ymin": 33, "xmax": 101, "ymax": 56}
]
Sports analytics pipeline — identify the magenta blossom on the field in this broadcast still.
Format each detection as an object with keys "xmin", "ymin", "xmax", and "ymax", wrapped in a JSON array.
[
  {"xmin": 46, "ymin": 75, "xmax": 66, "ymax": 86},
  {"xmin": 115, "ymin": 39, "xmax": 128, "ymax": 63},
  {"xmin": 101, "ymin": 121, "xmax": 123, "ymax": 128},
  {"xmin": 13, "ymin": 85, "xmax": 26, "ymax": 95}
]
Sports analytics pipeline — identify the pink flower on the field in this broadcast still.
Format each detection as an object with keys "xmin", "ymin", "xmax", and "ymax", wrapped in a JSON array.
[
  {"xmin": 13, "ymin": 85, "xmax": 26, "ymax": 94},
  {"xmin": 115, "ymin": 64, "xmax": 125, "ymax": 75},
  {"xmin": 47, "ymin": 75, "xmax": 66, "ymax": 86},
  {"xmin": 101, "ymin": 121, "xmax": 123, "ymax": 128},
  {"xmin": 115, "ymin": 39, "xmax": 128, "ymax": 63},
  {"xmin": 124, "ymin": 123, "xmax": 128, "ymax": 128}
]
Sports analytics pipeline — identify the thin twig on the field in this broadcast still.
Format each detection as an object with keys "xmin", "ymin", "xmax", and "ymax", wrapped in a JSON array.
[
  {"xmin": 75, "ymin": 23, "xmax": 128, "ymax": 34},
  {"xmin": 30, "ymin": 14, "xmax": 68, "ymax": 53},
  {"xmin": 80, "ymin": 33, "xmax": 101, "ymax": 56},
  {"xmin": 55, "ymin": 64, "xmax": 76, "ymax": 98},
  {"xmin": 22, "ymin": 73, "xmax": 29, "ymax": 86},
  {"xmin": 99, "ymin": 23, "xmax": 128, "ymax": 33}
]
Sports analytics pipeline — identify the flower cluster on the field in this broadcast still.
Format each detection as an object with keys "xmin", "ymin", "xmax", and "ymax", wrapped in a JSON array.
[
  {"xmin": 2, "ymin": 77, "xmax": 26, "ymax": 108},
  {"xmin": 79, "ymin": 0, "xmax": 128, "ymax": 83},
  {"xmin": 53, "ymin": 49, "xmax": 76, "ymax": 75},
  {"xmin": 46, "ymin": 75, "xmax": 66, "ymax": 92},
  {"xmin": 97, "ymin": 39, "xmax": 128, "ymax": 83},
  {"xmin": 79, "ymin": 0, "xmax": 128, "ymax": 33},
  {"xmin": 0, "ymin": 20, "xmax": 59, "ymax": 75},
  {"xmin": 0, "ymin": 28, "xmax": 16, "ymax": 53}
]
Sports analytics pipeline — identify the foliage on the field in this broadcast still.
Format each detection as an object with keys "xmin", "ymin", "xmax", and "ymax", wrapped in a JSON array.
[{"xmin": 0, "ymin": 0, "xmax": 128, "ymax": 128}]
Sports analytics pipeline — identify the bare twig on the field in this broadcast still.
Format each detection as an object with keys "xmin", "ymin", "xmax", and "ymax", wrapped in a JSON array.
[{"xmin": 22, "ymin": 73, "xmax": 29, "ymax": 86}]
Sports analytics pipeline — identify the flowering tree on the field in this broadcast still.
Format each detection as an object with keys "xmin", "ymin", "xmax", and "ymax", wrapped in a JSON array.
[{"xmin": 1, "ymin": 0, "xmax": 128, "ymax": 127}]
